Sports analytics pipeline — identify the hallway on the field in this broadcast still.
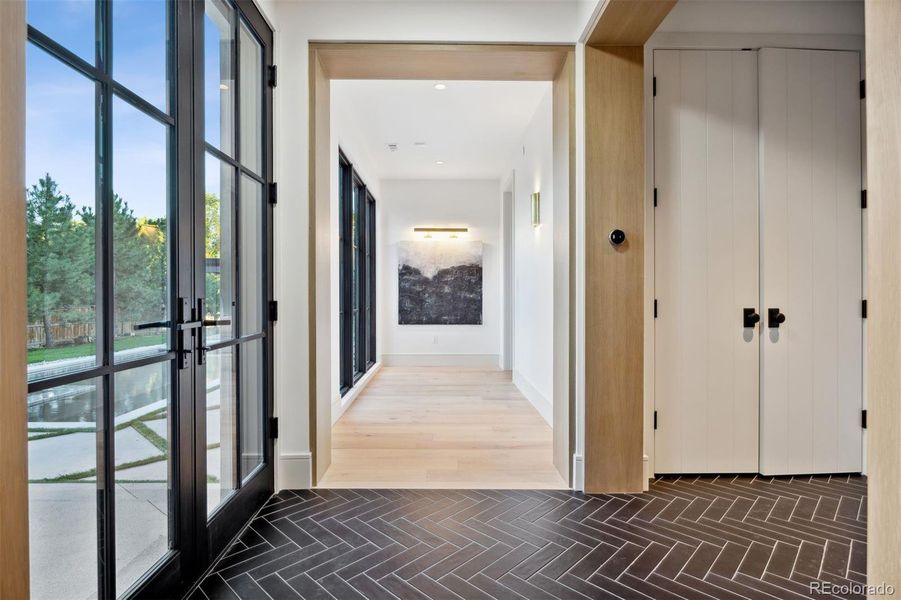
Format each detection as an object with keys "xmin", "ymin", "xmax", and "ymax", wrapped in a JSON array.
[{"xmin": 319, "ymin": 367, "xmax": 566, "ymax": 489}]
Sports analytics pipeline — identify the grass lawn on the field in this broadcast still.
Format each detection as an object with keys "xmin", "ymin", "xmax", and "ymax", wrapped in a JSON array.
[{"xmin": 28, "ymin": 334, "xmax": 166, "ymax": 364}]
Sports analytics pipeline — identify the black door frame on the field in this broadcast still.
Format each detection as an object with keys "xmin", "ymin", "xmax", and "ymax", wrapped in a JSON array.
[{"xmin": 23, "ymin": 0, "xmax": 274, "ymax": 597}]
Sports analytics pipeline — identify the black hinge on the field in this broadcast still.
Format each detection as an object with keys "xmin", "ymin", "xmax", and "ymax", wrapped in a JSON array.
[
  {"xmin": 862, "ymin": 409, "xmax": 867, "ymax": 429},
  {"xmin": 653, "ymin": 187, "xmax": 658, "ymax": 208},
  {"xmin": 653, "ymin": 76, "xmax": 657, "ymax": 97},
  {"xmin": 269, "ymin": 300, "xmax": 278, "ymax": 322},
  {"xmin": 269, "ymin": 182, "xmax": 278, "ymax": 204},
  {"xmin": 268, "ymin": 65, "xmax": 278, "ymax": 88},
  {"xmin": 862, "ymin": 299, "xmax": 868, "ymax": 319},
  {"xmin": 654, "ymin": 411, "xmax": 658, "ymax": 430},
  {"xmin": 654, "ymin": 299, "xmax": 658, "ymax": 319},
  {"xmin": 860, "ymin": 79, "xmax": 865, "ymax": 99},
  {"xmin": 861, "ymin": 189, "xmax": 867, "ymax": 209},
  {"xmin": 270, "ymin": 417, "xmax": 279, "ymax": 439}
]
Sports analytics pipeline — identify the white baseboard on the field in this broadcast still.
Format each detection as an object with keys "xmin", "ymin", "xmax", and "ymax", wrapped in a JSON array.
[
  {"xmin": 277, "ymin": 452, "xmax": 312, "ymax": 491},
  {"xmin": 332, "ymin": 362, "xmax": 381, "ymax": 425},
  {"xmin": 381, "ymin": 353, "xmax": 501, "ymax": 368},
  {"xmin": 643, "ymin": 454, "xmax": 650, "ymax": 491},
  {"xmin": 512, "ymin": 370, "xmax": 553, "ymax": 426},
  {"xmin": 573, "ymin": 453, "xmax": 584, "ymax": 492}
]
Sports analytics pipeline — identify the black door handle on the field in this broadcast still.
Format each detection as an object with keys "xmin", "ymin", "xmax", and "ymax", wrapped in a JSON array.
[
  {"xmin": 768, "ymin": 308, "xmax": 786, "ymax": 328},
  {"xmin": 743, "ymin": 308, "xmax": 760, "ymax": 328}
]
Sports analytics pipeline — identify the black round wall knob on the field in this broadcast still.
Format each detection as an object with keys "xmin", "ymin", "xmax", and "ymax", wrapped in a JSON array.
[{"xmin": 609, "ymin": 229, "xmax": 626, "ymax": 246}]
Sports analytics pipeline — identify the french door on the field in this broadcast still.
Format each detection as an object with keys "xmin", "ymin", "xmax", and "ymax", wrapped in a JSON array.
[
  {"xmin": 653, "ymin": 48, "xmax": 864, "ymax": 476},
  {"xmin": 23, "ymin": 1, "xmax": 274, "ymax": 598}
]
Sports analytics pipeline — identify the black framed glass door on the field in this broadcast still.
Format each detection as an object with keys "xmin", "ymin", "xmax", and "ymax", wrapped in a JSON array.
[
  {"xmin": 198, "ymin": 0, "xmax": 275, "ymax": 563},
  {"xmin": 23, "ymin": 1, "xmax": 273, "ymax": 598}
]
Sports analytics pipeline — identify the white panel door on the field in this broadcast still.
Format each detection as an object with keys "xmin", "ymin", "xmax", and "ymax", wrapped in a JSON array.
[
  {"xmin": 759, "ymin": 48, "xmax": 863, "ymax": 475},
  {"xmin": 654, "ymin": 50, "xmax": 760, "ymax": 473}
]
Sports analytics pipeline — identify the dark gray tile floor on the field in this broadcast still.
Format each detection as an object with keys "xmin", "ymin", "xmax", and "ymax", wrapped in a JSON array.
[{"xmin": 193, "ymin": 475, "xmax": 867, "ymax": 599}]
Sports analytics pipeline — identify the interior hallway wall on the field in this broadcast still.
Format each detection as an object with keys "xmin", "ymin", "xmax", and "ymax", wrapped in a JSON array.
[
  {"xmin": 378, "ymin": 179, "xmax": 501, "ymax": 367},
  {"xmin": 329, "ymin": 92, "xmax": 384, "ymax": 424},
  {"xmin": 505, "ymin": 88, "xmax": 555, "ymax": 425}
]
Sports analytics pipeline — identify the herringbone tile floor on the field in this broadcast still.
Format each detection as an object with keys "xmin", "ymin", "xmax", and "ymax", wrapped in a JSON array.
[{"xmin": 193, "ymin": 475, "xmax": 867, "ymax": 599}]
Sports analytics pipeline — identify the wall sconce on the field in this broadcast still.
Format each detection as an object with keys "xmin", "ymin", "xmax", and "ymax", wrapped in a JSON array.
[{"xmin": 531, "ymin": 192, "xmax": 541, "ymax": 227}]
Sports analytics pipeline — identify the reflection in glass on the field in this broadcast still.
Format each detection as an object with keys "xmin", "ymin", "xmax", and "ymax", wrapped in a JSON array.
[
  {"xmin": 240, "ymin": 339, "xmax": 264, "ymax": 479},
  {"xmin": 26, "ymin": 44, "xmax": 99, "ymax": 383},
  {"xmin": 239, "ymin": 21, "xmax": 262, "ymax": 173},
  {"xmin": 205, "ymin": 154, "xmax": 235, "ymax": 343},
  {"xmin": 113, "ymin": 0, "xmax": 169, "ymax": 111},
  {"xmin": 26, "ymin": 0, "xmax": 96, "ymax": 64},
  {"xmin": 28, "ymin": 379, "xmax": 99, "ymax": 600},
  {"xmin": 205, "ymin": 0, "xmax": 235, "ymax": 154},
  {"xmin": 114, "ymin": 362, "xmax": 172, "ymax": 597},
  {"xmin": 207, "ymin": 347, "xmax": 237, "ymax": 516},
  {"xmin": 239, "ymin": 175, "xmax": 263, "ymax": 335},
  {"xmin": 113, "ymin": 96, "xmax": 170, "ymax": 363}
]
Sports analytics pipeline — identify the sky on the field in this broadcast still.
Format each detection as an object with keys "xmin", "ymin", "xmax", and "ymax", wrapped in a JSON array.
[{"xmin": 26, "ymin": 0, "xmax": 228, "ymax": 220}]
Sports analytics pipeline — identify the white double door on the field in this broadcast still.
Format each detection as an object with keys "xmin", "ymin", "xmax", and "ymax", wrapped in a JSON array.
[{"xmin": 654, "ymin": 48, "xmax": 863, "ymax": 475}]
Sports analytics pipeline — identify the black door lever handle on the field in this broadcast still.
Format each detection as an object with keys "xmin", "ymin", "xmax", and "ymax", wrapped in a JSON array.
[
  {"xmin": 743, "ymin": 308, "xmax": 760, "ymax": 328},
  {"xmin": 768, "ymin": 308, "xmax": 786, "ymax": 328}
]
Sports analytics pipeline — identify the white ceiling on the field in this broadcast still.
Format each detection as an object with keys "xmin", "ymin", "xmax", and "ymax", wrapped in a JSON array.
[{"xmin": 332, "ymin": 79, "xmax": 550, "ymax": 180}]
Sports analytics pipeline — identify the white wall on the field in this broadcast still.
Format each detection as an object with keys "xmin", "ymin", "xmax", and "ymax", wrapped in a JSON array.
[
  {"xmin": 379, "ymin": 179, "xmax": 501, "ymax": 366},
  {"xmin": 329, "ymin": 92, "xmax": 384, "ymax": 424},
  {"xmin": 504, "ymin": 89, "xmax": 555, "ymax": 424}
]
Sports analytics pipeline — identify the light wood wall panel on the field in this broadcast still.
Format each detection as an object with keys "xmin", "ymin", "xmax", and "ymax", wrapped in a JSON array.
[
  {"xmin": 552, "ymin": 51, "xmax": 575, "ymax": 485},
  {"xmin": 865, "ymin": 0, "xmax": 901, "ymax": 587},
  {"xmin": 309, "ymin": 51, "xmax": 332, "ymax": 484},
  {"xmin": 0, "ymin": 1, "xmax": 29, "ymax": 598},
  {"xmin": 584, "ymin": 46, "xmax": 645, "ymax": 493},
  {"xmin": 586, "ymin": 0, "xmax": 676, "ymax": 46}
]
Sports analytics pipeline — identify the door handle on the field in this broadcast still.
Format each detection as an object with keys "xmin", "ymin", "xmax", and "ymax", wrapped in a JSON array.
[
  {"xmin": 768, "ymin": 308, "xmax": 786, "ymax": 328},
  {"xmin": 743, "ymin": 308, "xmax": 760, "ymax": 328}
]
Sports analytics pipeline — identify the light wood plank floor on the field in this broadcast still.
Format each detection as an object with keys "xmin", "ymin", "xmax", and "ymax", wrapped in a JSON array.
[{"xmin": 318, "ymin": 367, "xmax": 567, "ymax": 489}]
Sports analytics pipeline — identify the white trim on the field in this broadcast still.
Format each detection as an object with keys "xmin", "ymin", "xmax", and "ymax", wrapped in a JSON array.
[
  {"xmin": 572, "ymin": 453, "xmax": 584, "ymax": 491},
  {"xmin": 643, "ymin": 454, "xmax": 650, "ymax": 492},
  {"xmin": 512, "ymin": 370, "xmax": 553, "ymax": 426},
  {"xmin": 332, "ymin": 362, "xmax": 382, "ymax": 425},
  {"xmin": 380, "ymin": 354, "xmax": 501, "ymax": 368},
  {"xmin": 277, "ymin": 452, "xmax": 312, "ymax": 491}
]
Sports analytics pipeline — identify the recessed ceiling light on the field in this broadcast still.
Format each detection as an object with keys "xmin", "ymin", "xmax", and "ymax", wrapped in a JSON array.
[
  {"xmin": 434, "ymin": 83, "xmax": 447, "ymax": 90},
  {"xmin": 435, "ymin": 160, "xmax": 445, "ymax": 165}
]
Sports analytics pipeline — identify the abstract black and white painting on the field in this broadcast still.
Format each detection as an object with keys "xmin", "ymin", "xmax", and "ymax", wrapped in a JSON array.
[{"xmin": 398, "ymin": 240, "xmax": 482, "ymax": 325}]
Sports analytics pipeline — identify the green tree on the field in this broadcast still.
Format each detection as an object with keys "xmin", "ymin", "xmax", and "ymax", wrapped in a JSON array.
[
  {"xmin": 205, "ymin": 192, "xmax": 222, "ymax": 317},
  {"xmin": 25, "ymin": 174, "xmax": 94, "ymax": 348}
]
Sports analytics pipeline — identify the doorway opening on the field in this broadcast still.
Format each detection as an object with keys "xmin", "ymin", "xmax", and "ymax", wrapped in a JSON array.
[{"xmin": 308, "ymin": 44, "xmax": 575, "ymax": 489}]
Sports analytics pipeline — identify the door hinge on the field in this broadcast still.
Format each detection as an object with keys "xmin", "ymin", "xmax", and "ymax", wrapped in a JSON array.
[
  {"xmin": 653, "ymin": 187, "xmax": 658, "ymax": 208},
  {"xmin": 861, "ymin": 189, "xmax": 867, "ymax": 209},
  {"xmin": 268, "ymin": 65, "xmax": 278, "ymax": 88},
  {"xmin": 862, "ymin": 299, "xmax": 868, "ymax": 319},
  {"xmin": 653, "ymin": 76, "xmax": 657, "ymax": 97},
  {"xmin": 270, "ymin": 417, "xmax": 279, "ymax": 439},
  {"xmin": 862, "ymin": 409, "xmax": 867, "ymax": 429},
  {"xmin": 654, "ymin": 410, "xmax": 658, "ymax": 430},
  {"xmin": 860, "ymin": 79, "xmax": 865, "ymax": 99},
  {"xmin": 654, "ymin": 299, "xmax": 658, "ymax": 319},
  {"xmin": 269, "ymin": 182, "xmax": 278, "ymax": 204},
  {"xmin": 269, "ymin": 300, "xmax": 278, "ymax": 322}
]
